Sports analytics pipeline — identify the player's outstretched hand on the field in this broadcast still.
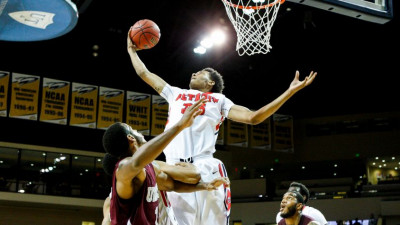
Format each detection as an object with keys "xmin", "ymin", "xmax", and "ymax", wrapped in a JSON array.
[
  {"xmin": 178, "ymin": 97, "xmax": 207, "ymax": 129},
  {"xmin": 127, "ymin": 31, "xmax": 141, "ymax": 52},
  {"xmin": 289, "ymin": 70, "xmax": 317, "ymax": 93},
  {"xmin": 205, "ymin": 177, "xmax": 230, "ymax": 191}
]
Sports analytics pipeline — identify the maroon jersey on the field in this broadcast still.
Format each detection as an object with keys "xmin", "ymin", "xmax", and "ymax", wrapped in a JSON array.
[
  {"xmin": 278, "ymin": 215, "xmax": 314, "ymax": 225},
  {"xmin": 110, "ymin": 161, "xmax": 159, "ymax": 225}
]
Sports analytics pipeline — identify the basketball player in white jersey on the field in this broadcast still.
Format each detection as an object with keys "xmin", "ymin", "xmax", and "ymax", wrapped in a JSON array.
[{"xmin": 127, "ymin": 34, "xmax": 317, "ymax": 225}]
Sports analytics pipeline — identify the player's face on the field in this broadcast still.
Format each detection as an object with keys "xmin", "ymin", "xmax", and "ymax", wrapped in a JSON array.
[
  {"xmin": 124, "ymin": 124, "xmax": 147, "ymax": 152},
  {"xmin": 280, "ymin": 192, "xmax": 300, "ymax": 218},
  {"xmin": 189, "ymin": 70, "xmax": 212, "ymax": 91}
]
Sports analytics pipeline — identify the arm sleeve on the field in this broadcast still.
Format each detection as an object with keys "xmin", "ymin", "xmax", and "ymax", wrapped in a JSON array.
[{"xmin": 160, "ymin": 83, "xmax": 176, "ymax": 103}]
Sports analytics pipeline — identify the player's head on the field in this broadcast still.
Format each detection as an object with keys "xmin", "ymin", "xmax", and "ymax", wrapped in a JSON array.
[
  {"xmin": 102, "ymin": 122, "xmax": 146, "ymax": 158},
  {"xmin": 280, "ymin": 191, "xmax": 304, "ymax": 219},
  {"xmin": 288, "ymin": 182, "xmax": 310, "ymax": 204},
  {"xmin": 102, "ymin": 153, "xmax": 119, "ymax": 176},
  {"xmin": 189, "ymin": 67, "xmax": 224, "ymax": 93}
]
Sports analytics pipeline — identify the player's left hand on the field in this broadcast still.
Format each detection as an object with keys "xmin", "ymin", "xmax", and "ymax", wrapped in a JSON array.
[
  {"xmin": 205, "ymin": 177, "xmax": 230, "ymax": 190},
  {"xmin": 289, "ymin": 70, "xmax": 317, "ymax": 93}
]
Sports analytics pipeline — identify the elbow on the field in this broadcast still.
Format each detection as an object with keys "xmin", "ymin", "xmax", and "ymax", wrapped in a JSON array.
[
  {"xmin": 137, "ymin": 70, "xmax": 147, "ymax": 77},
  {"xmin": 251, "ymin": 119, "xmax": 263, "ymax": 125},
  {"xmin": 248, "ymin": 115, "xmax": 262, "ymax": 125}
]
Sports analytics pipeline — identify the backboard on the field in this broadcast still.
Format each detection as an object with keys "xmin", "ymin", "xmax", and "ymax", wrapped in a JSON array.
[{"xmin": 286, "ymin": 0, "xmax": 393, "ymax": 24}]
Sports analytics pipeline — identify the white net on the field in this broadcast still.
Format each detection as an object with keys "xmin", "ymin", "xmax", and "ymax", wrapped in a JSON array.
[{"xmin": 221, "ymin": 0, "xmax": 284, "ymax": 56}]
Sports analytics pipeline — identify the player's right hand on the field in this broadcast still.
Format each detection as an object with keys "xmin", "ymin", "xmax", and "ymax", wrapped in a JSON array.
[{"xmin": 127, "ymin": 30, "xmax": 141, "ymax": 52}]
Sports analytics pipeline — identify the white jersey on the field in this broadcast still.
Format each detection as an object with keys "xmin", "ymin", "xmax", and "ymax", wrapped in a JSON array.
[
  {"xmin": 276, "ymin": 205, "xmax": 328, "ymax": 225},
  {"xmin": 160, "ymin": 84, "xmax": 234, "ymax": 159}
]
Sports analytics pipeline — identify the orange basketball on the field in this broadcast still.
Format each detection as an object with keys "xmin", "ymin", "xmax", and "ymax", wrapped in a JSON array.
[{"xmin": 129, "ymin": 19, "xmax": 161, "ymax": 50}]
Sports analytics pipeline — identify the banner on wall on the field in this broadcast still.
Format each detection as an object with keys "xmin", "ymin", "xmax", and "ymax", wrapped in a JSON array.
[
  {"xmin": 126, "ymin": 91, "xmax": 151, "ymax": 135},
  {"xmin": 249, "ymin": 118, "xmax": 271, "ymax": 150},
  {"xmin": 97, "ymin": 86, "xmax": 124, "ymax": 130},
  {"xmin": 9, "ymin": 73, "xmax": 40, "ymax": 120},
  {"xmin": 150, "ymin": 95, "xmax": 168, "ymax": 136},
  {"xmin": 69, "ymin": 82, "xmax": 98, "ymax": 128},
  {"xmin": 272, "ymin": 114, "xmax": 294, "ymax": 153},
  {"xmin": 39, "ymin": 78, "xmax": 70, "ymax": 124},
  {"xmin": 226, "ymin": 120, "xmax": 248, "ymax": 147},
  {"xmin": 0, "ymin": 71, "xmax": 10, "ymax": 117}
]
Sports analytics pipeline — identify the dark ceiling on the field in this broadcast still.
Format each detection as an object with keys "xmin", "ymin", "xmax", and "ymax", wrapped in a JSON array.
[{"xmin": 1, "ymin": 0, "xmax": 399, "ymax": 120}]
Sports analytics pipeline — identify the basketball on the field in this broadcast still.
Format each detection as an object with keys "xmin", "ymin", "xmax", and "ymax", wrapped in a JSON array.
[{"xmin": 129, "ymin": 19, "xmax": 161, "ymax": 50}]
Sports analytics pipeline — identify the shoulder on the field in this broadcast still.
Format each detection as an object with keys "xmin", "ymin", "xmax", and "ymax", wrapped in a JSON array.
[
  {"xmin": 307, "ymin": 221, "xmax": 321, "ymax": 225},
  {"xmin": 303, "ymin": 206, "xmax": 328, "ymax": 224},
  {"xmin": 278, "ymin": 218, "xmax": 286, "ymax": 225},
  {"xmin": 302, "ymin": 214, "xmax": 319, "ymax": 225}
]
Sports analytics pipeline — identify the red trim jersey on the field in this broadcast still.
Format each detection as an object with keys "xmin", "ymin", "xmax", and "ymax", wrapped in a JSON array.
[
  {"xmin": 161, "ymin": 84, "xmax": 234, "ymax": 159},
  {"xmin": 110, "ymin": 162, "xmax": 158, "ymax": 225}
]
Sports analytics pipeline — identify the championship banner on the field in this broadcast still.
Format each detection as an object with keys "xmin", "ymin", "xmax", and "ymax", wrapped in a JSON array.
[
  {"xmin": 0, "ymin": 71, "xmax": 10, "ymax": 117},
  {"xmin": 272, "ymin": 114, "xmax": 294, "ymax": 153},
  {"xmin": 9, "ymin": 73, "xmax": 40, "ymax": 120},
  {"xmin": 249, "ymin": 117, "xmax": 271, "ymax": 150},
  {"xmin": 39, "ymin": 78, "xmax": 70, "ymax": 124},
  {"xmin": 97, "ymin": 86, "xmax": 124, "ymax": 130},
  {"xmin": 126, "ymin": 91, "xmax": 151, "ymax": 135},
  {"xmin": 150, "ymin": 95, "xmax": 168, "ymax": 136},
  {"xmin": 69, "ymin": 82, "xmax": 98, "ymax": 128},
  {"xmin": 226, "ymin": 120, "xmax": 248, "ymax": 147}
]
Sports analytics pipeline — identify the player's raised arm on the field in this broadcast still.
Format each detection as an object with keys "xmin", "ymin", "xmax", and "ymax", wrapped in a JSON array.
[
  {"xmin": 115, "ymin": 97, "xmax": 206, "ymax": 199},
  {"xmin": 228, "ymin": 70, "xmax": 317, "ymax": 125},
  {"xmin": 127, "ymin": 33, "xmax": 167, "ymax": 94}
]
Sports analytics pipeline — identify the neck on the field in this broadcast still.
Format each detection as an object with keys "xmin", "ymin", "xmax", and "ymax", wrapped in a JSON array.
[
  {"xmin": 195, "ymin": 87, "xmax": 210, "ymax": 93},
  {"xmin": 285, "ymin": 214, "xmax": 301, "ymax": 225}
]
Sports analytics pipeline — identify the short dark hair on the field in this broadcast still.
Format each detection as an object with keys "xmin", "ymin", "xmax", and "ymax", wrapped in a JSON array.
[
  {"xmin": 102, "ymin": 122, "xmax": 144, "ymax": 157},
  {"xmin": 102, "ymin": 153, "xmax": 119, "ymax": 176},
  {"xmin": 204, "ymin": 67, "xmax": 224, "ymax": 93},
  {"xmin": 286, "ymin": 190, "xmax": 305, "ymax": 204},
  {"xmin": 289, "ymin": 182, "xmax": 310, "ymax": 204}
]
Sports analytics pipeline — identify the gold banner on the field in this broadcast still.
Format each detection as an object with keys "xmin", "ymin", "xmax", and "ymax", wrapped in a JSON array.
[
  {"xmin": 126, "ymin": 91, "xmax": 151, "ymax": 135},
  {"xmin": 226, "ymin": 120, "xmax": 248, "ymax": 147},
  {"xmin": 273, "ymin": 114, "xmax": 294, "ymax": 153},
  {"xmin": 249, "ymin": 117, "xmax": 271, "ymax": 150},
  {"xmin": 97, "ymin": 86, "xmax": 124, "ymax": 130},
  {"xmin": 150, "ymin": 95, "xmax": 168, "ymax": 136},
  {"xmin": 69, "ymin": 83, "xmax": 98, "ymax": 128},
  {"xmin": 39, "ymin": 78, "xmax": 70, "ymax": 124},
  {"xmin": 9, "ymin": 73, "xmax": 40, "ymax": 120},
  {"xmin": 0, "ymin": 71, "xmax": 10, "ymax": 117}
]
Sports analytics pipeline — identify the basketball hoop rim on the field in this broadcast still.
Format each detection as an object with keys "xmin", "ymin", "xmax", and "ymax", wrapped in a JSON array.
[{"xmin": 222, "ymin": 0, "xmax": 285, "ymax": 10}]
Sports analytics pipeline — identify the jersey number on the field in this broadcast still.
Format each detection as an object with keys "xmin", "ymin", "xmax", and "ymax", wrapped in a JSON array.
[{"xmin": 181, "ymin": 103, "xmax": 206, "ymax": 115}]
